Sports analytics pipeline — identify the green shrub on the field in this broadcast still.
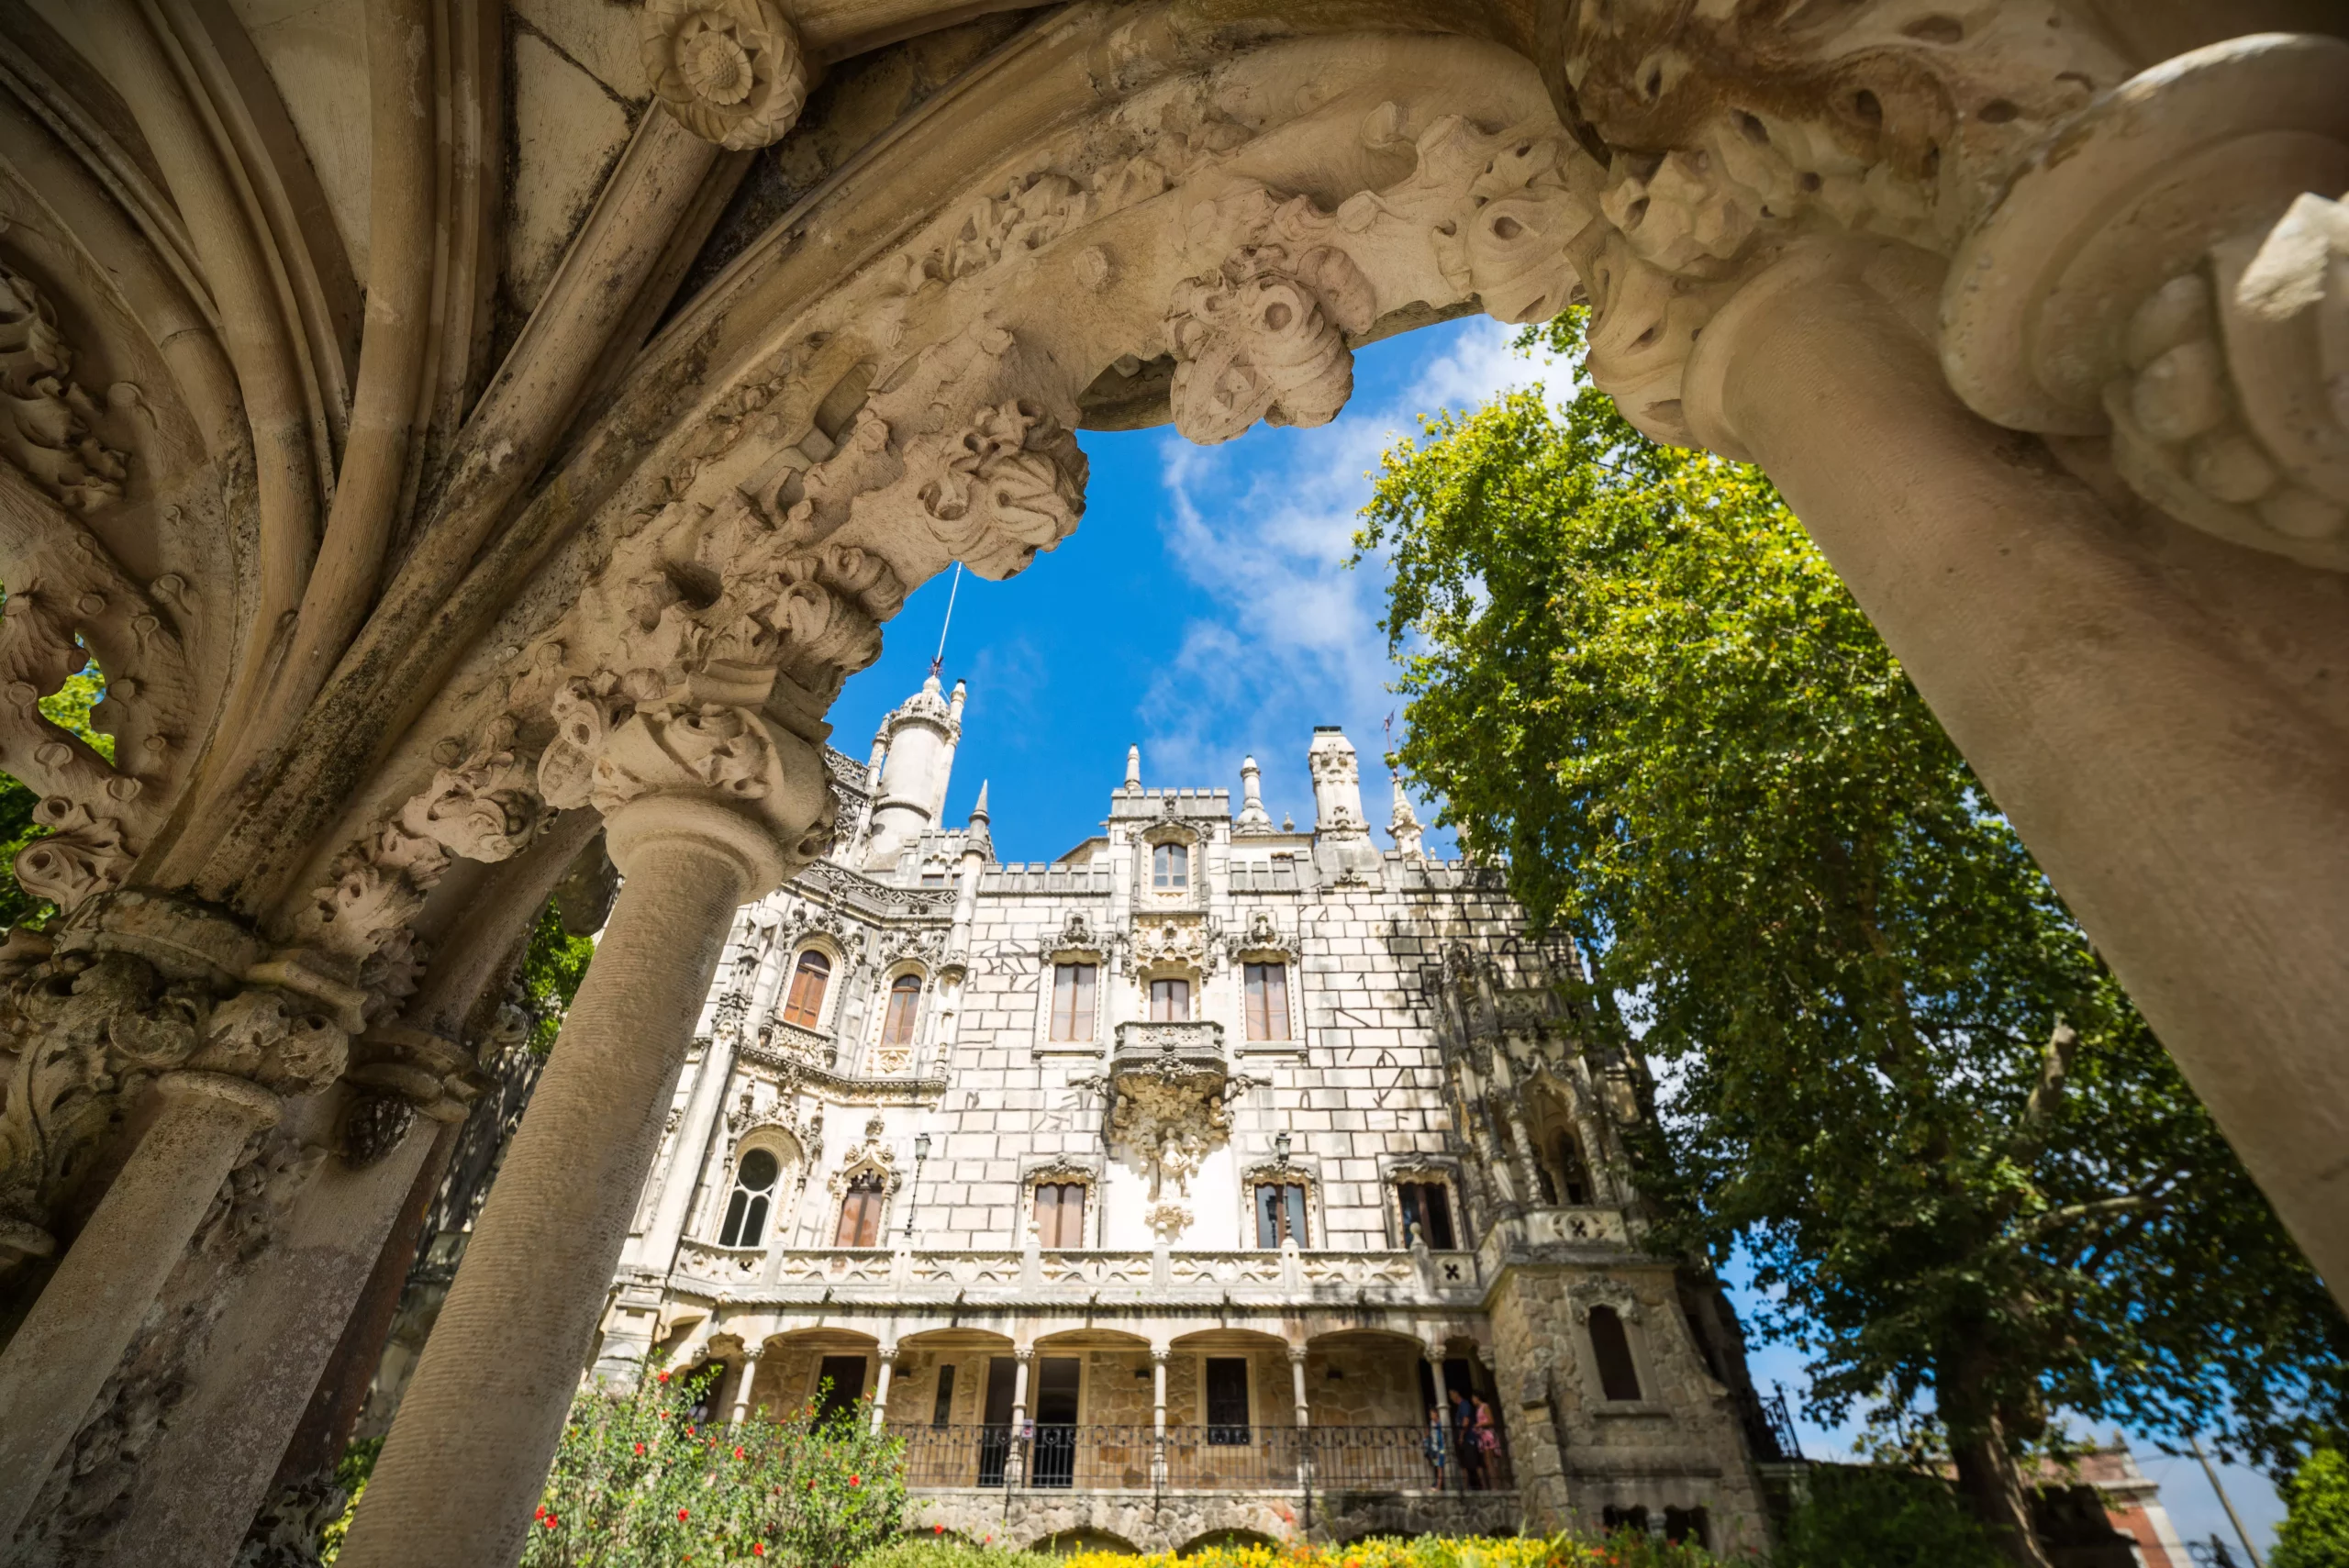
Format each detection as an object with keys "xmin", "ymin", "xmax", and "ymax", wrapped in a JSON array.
[
  {"xmin": 1771, "ymin": 1465, "xmax": 2000, "ymax": 1568},
  {"xmin": 523, "ymin": 1368, "xmax": 906, "ymax": 1566},
  {"xmin": 2273, "ymin": 1439, "xmax": 2349, "ymax": 1568}
]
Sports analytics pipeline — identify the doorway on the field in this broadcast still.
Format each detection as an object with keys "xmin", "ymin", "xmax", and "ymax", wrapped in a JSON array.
[{"xmin": 1030, "ymin": 1356, "xmax": 1081, "ymax": 1487}]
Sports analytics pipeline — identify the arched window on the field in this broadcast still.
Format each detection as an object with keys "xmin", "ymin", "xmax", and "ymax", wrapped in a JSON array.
[
  {"xmin": 781, "ymin": 950, "xmax": 830, "ymax": 1028},
  {"xmin": 1553, "ymin": 1129, "xmax": 1593, "ymax": 1207},
  {"xmin": 719, "ymin": 1148, "xmax": 781, "ymax": 1247},
  {"xmin": 881, "ymin": 973, "xmax": 922, "ymax": 1046},
  {"xmin": 1587, "ymin": 1307, "xmax": 1642, "ymax": 1402},
  {"xmin": 834, "ymin": 1171, "xmax": 887, "ymax": 1247},
  {"xmin": 1152, "ymin": 841, "xmax": 1189, "ymax": 889}
]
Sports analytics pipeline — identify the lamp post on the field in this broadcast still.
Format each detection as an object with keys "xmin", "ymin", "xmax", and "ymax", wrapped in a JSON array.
[{"xmin": 904, "ymin": 1132, "xmax": 931, "ymax": 1240}]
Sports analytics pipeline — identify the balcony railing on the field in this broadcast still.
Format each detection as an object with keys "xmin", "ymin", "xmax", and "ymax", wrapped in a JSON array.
[{"xmin": 887, "ymin": 1424, "xmax": 1513, "ymax": 1495}]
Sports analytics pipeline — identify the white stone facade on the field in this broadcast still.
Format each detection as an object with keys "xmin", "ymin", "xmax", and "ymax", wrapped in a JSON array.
[{"xmin": 594, "ymin": 683, "xmax": 1784, "ymax": 1553}]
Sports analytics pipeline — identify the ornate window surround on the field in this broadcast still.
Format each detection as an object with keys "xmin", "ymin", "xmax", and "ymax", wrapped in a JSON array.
[
  {"xmin": 1135, "ymin": 818, "xmax": 1206, "ymax": 911},
  {"xmin": 1378, "ymin": 1154, "xmax": 1469, "ymax": 1251},
  {"xmin": 862, "ymin": 961, "xmax": 931, "ymax": 1076},
  {"xmin": 711, "ymin": 1131, "xmax": 801, "ymax": 1249},
  {"xmin": 1230, "ymin": 916, "xmax": 1302, "ymax": 1051},
  {"xmin": 1569, "ymin": 1280, "xmax": 1670, "ymax": 1416},
  {"xmin": 1239, "ymin": 1154, "xmax": 1319, "ymax": 1250},
  {"xmin": 822, "ymin": 1117, "xmax": 903, "ymax": 1249},
  {"xmin": 1019, "ymin": 1153, "xmax": 1103, "ymax": 1249},
  {"xmin": 1036, "ymin": 911, "xmax": 1108, "ymax": 1056},
  {"xmin": 779, "ymin": 938, "xmax": 846, "ymax": 1035}
]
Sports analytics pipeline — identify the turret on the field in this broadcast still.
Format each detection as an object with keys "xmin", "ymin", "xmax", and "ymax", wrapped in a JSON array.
[
  {"xmin": 1307, "ymin": 726, "xmax": 1382, "ymax": 882},
  {"xmin": 1124, "ymin": 744, "xmax": 1141, "ymax": 795},
  {"xmin": 863, "ymin": 673, "xmax": 965, "ymax": 871}
]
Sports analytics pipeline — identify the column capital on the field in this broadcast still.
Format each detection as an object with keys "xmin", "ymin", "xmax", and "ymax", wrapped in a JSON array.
[
  {"xmin": 1286, "ymin": 1344, "xmax": 1308, "ymax": 1367},
  {"xmin": 1150, "ymin": 1347, "xmax": 1171, "ymax": 1367},
  {"xmin": 876, "ymin": 1343, "xmax": 901, "ymax": 1365},
  {"xmin": 604, "ymin": 792, "xmax": 797, "ymax": 901},
  {"xmin": 1012, "ymin": 1347, "xmax": 1034, "ymax": 1365}
]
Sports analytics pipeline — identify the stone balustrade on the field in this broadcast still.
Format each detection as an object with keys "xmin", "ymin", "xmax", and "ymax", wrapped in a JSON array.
[{"xmin": 664, "ymin": 1243, "xmax": 1489, "ymax": 1306}]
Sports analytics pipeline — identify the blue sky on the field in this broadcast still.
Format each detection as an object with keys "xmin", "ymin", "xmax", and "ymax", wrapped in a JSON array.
[{"xmin": 829, "ymin": 316, "xmax": 2287, "ymax": 1555}]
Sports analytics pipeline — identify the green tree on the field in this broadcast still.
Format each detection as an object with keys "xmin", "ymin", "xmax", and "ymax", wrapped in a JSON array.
[
  {"xmin": 523, "ymin": 1365, "xmax": 907, "ymax": 1567},
  {"xmin": 1771, "ymin": 1465, "xmax": 2001, "ymax": 1568},
  {"xmin": 2274, "ymin": 1438, "xmax": 2349, "ymax": 1568},
  {"xmin": 518, "ymin": 900, "xmax": 599, "ymax": 1053},
  {"xmin": 1354, "ymin": 309, "xmax": 2347, "ymax": 1565}
]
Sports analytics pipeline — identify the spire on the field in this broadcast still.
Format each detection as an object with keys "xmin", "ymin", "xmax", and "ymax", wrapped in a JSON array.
[
  {"xmin": 970, "ymin": 780, "xmax": 990, "ymax": 823},
  {"xmin": 1124, "ymin": 744, "xmax": 1141, "ymax": 795},
  {"xmin": 963, "ymin": 779, "xmax": 992, "ymax": 858},
  {"xmin": 1234, "ymin": 753, "xmax": 1273, "ymax": 833},
  {"xmin": 949, "ymin": 678, "xmax": 967, "ymax": 724},
  {"xmin": 1388, "ymin": 772, "xmax": 1426, "ymax": 860}
]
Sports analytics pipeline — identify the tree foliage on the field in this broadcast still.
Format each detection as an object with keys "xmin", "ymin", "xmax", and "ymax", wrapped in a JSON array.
[
  {"xmin": 1354, "ymin": 309, "xmax": 2345, "ymax": 1542},
  {"xmin": 519, "ymin": 899, "xmax": 600, "ymax": 1054},
  {"xmin": 523, "ymin": 1366, "xmax": 907, "ymax": 1566},
  {"xmin": 1769, "ymin": 1465, "xmax": 2001, "ymax": 1568},
  {"xmin": 2273, "ymin": 1439, "xmax": 2349, "ymax": 1568}
]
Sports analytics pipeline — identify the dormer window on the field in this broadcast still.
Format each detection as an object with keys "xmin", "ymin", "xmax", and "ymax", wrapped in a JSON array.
[
  {"xmin": 1152, "ymin": 842, "xmax": 1189, "ymax": 890},
  {"xmin": 782, "ymin": 950, "xmax": 830, "ymax": 1028}
]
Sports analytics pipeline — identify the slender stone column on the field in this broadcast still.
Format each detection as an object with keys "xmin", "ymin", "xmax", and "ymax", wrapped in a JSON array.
[
  {"xmin": 1424, "ymin": 1343, "xmax": 1454, "ymax": 1494},
  {"xmin": 1289, "ymin": 1345, "xmax": 1315, "ymax": 1494},
  {"xmin": 0, "ymin": 1072, "xmax": 279, "ymax": 1542},
  {"xmin": 337, "ymin": 795, "xmax": 790, "ymax": 1568},
  {"xmin": 1681, "ymin": 235, "xmax": 2349, "ymax": 1305},
  {"xmin": 729, "ymin": 1347, "xmax": 763, "ymax": 1429},
  {"xmin": 870, "ymin": 1346, "xmax": 897, "ymax": 1433},
  {"xmin": 1005, "ymin": 1348, "xmax": 1033, "ymax": 1489},
  {"xmin": 1151, "ymin": 1347, "xmax": 1170, "ymax": 1490}
]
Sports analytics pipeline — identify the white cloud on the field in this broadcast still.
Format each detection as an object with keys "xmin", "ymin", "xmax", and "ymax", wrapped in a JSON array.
[{"xmin": 1139, "ymin": 317, "xmax": 1564, "ymax": 843}]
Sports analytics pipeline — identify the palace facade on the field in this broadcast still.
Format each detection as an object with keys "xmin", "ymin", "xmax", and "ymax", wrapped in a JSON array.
[{"xmin": 590, "ymin": 674, "xmax": 1795, "ymax": 1553}]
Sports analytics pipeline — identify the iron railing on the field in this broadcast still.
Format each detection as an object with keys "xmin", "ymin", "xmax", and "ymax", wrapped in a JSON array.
[{"xmin": 886, "ymin": 1424, "xmax": 1512, "ymax": 1494}]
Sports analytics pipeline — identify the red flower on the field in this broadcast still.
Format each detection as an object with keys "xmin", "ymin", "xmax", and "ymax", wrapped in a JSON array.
[
  {"xmin": 850, "ymin": 1474, "xmax": 862, "ymax": 1487},
  {"xmin": 543, "ymin": 1516, "xmax": 559, "ymax": 1530},
  {"xmin": 684, "ymin": 1425, "xmax": 696, "ymax": 1437},
  {"xmin": 658, "ymin": 1372, "xmax": 671, "ymax": 1384},
  {"xmin": 734, "ymin": 1446, "xmax": 746, "ymax": 1460},
  {"xmin": 634, "ymin": 1442, "xmax": 645, "ymax": 1454},
  {"xmin": 934, "ymin": 1526, "xmax": 945, "ymax": 1536},
  {"xmin": 678, "ymin": 1507, "xmax": 690, "ymax": 1521},
  {"xmin": 754, "ymin": 1548, "xmax": 766, "ymax": 1558},
  {"xmin": 534, "ymin": 1507, "xmax": 547, "ymax": 1521}
]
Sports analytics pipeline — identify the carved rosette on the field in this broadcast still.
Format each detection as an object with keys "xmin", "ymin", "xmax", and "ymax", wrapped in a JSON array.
[{"xmin": 640, "ymin": 0, "xmax": 809, "ymax": 151}]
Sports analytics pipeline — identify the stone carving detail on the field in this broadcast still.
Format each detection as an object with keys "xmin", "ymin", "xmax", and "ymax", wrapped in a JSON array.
[
  {"xmin": 1098, "ymin": 1050, "xmax": 1252, "ymax": 1207},
  {"xmin": 827, "ymin": 1114, "xmax": 900, "ymax": 1195},
  {"xmin": 906, "ymin": 400, "xmax": 1087, "ymax": 579},
  {"xmin": 0, "ymin": 262, "xmax": 128, "ymax": 511},
  {"xmin": 1124, "ymin": 915, "xmax": 1219, "ymax": 978},
  {"xmin": 1225, "ymin": 908, "xmax": 1297, "ymax": 963},
  {"xmin": 0, "ymin": 904, "xmax": 355, "ymax": 1264},
  {"xmin": 640, "ymin": 0, "xmax": 808, "ymax": 151},
  {"xmin": 1166, "ymin": 217, "xmax": 1375, "ymax": 445}
]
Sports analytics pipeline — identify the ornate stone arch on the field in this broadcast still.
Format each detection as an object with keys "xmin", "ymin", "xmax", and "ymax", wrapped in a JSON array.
[
  {"xmin": 1238, "ymin": 1152, "xmax": 1320, "ymax": 1249},
  {"xmin": 821, "ymin": 1116, "xmax": 902, "ymax": 1245}
]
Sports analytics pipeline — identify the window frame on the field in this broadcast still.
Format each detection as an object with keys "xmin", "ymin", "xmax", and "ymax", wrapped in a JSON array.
[
  {"xmin": 1396, "ymin": 1178, "xmax": 1457, "ymax": 1250},
  {"xmin": 1242, "ymin": 961, "xmax": 1290, "ymax": 1040},
  {"xmin": 880, "ymin": 972, "xmax": 923, "ymax": 1047},
  {"xmin": 1033, "ymin": 1180, "xmax": 1088, "ymax": 1249},
  {"xmin": 718, "ymin": 1146, "xmax": 783, "ymax": 1248},
  {"xmin": 1151, "ymin": 840, "xmax": 1190, "ymax": 890},
  {"xmin": 834, "ymin": 1170, "xmax": 888, "ymax": 1248},
  {"xmin": 1252, "ymin": 1181, "xmax": 1309, "ymax": 1248},
  {"xmin": 1586, "ymin": 1305, "xmax": 1645, "ymax": 1404},
  {"xmin": 1049, "ymin": 962, "xmax": 1097, "ymax": 1041},
  {"xmin": 1147, "ymin": 975, "xmax": 1191, "ymax": 1021},
  {"xmin": 781, "ymin": 948, "xmax": 833, "ymax": 1029}
]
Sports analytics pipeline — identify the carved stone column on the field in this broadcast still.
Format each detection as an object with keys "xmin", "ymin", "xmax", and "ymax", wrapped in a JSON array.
[
  {"xmin": 0, "ymin": 1071, "xmax": 279, "ymax": 1541},
  {"xmin": 1151, "ymin": 1346, "xmax": 1169, "ymax": 1491},
  {"xmin": 1288, "ymin": 1344, "xmax": 1314, "ymax": 1496},
  {"xmin": 1679, "ymin": 231, "xmax": 2349, "ymax": 1304},
  {"xmin": 339, "ymin": 746, "xmax": 822, "ymax": 1565},
  {"xmin": 729, "ymin": 1345, "xmax": 763, "ymax": 1429},
  {"xmin": 1005, "ymin": 1348, "xmax": 1032, "ymax": 1490},
  {"xmin": 1423, "ymin": 1342, "xmax": 1455, "ymax": 1494},
  {"xmin": 870, "ymin": 1345, "xmax": 897, "ymax": 1434}
]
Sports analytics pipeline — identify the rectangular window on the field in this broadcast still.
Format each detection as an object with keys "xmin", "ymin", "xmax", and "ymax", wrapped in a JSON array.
[
  {"xmin": 1243, "ymin": 962, "xmax": 1289, "ymax": 1040},
  {"xmin": 881, "ymin": 976, "xmax": 922, "ymax": 1046},
  {"xmin": 1035, "ymin": 1182, "xmax": 1086, "ymax": 1249},
  {"xmin": 835, "ymin": 1178, "xmax": 885, "ymax": 1247},
  {"xmin": 931, "ymin": 1362, "xmax": 956, "ymax": 1429},
  {"xmin": 1397, "ymin": 1180, "xmax": 1457, "ymax": 1250},
  {"xmin": 1204, "ymin": 1357, "xmax": 1251, "ymax": 1445},
  {"xmin": 1254, "ymin": 1182, "xmax": 1308, "ymax": 1248},
  {"xmin": 1152, "ymin": 842, "xmax": 1189, "ymax": 889},
  {"xmin": 1148, "ymin": 977, "xmax": 1189, "ymax": 1021},
  {"xmin": 1050, "ymin": 962, "xmax": 1097, "ymax": 1040}
]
